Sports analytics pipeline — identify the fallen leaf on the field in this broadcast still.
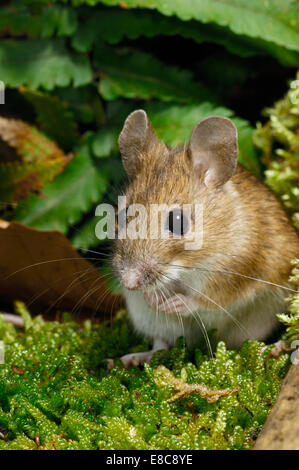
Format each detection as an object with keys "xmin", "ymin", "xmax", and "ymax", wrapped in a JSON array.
[
  {"xmin": 0, "ymin": 220, "xmax": 122, "ymax": 316},
  {"xmin": 0, "ymin": 117, "xmax": 72, "ymax": 207}
]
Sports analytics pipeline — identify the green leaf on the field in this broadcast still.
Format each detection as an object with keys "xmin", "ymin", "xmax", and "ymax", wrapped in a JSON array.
[
  {"xmin": 54, "ymin": 86, "xmax": 104, "ymax": 125},
  {"xmin": 72, "ymin": 7, "xmax": 299, "ymax": 66},
  {"xmin": 98, "ymin": 0, "xmax": 299, "ymax": 53},
  {"xmin": 20, "ymin": 88, "xmax": 78, "ymax": 151},
  {"xmin": 71, "ymin": 216, "xmax": 100, "ymax": 249},
  {"xmin": 146, "ymin": 102, "xmax": 261, "ymax": 176},
  {"xmin": 95, "ymin": 45, "xmax": 215, "ymax": 103},
  {"xmin": 72, "ymin": 7, "xmax": 258, "ymax": 57},
  {"xmin": 14, "ymin": 150, "xmax": 107, "ymax": 233},
  {"xmin": 0, "ymin": 39, "xmax": 92, "ymax": 90},
  {"xmin": 91, "ymin": 128, "xmax": 119, "ymax": 158},
  {"xmin": 71, "ymin": 155, "xmax": 125, "ymax": 248},
  {"xmin": 0, "ymin": 4, "xmax": 77, "ymax": 38}
]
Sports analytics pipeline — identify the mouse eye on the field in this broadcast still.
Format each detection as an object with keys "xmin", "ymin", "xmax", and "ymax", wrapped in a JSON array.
[{"xmin": 166, "ymin": 209, "xmax": 189, "ymax": 237}]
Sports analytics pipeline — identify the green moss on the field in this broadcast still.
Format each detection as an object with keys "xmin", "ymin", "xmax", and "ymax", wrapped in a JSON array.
[
  {"xmin": 0, "ymin": 304, "xmax": 290, "ymax": 450},
  {"xmin": 278, "ymin": 259, "xmax": 299, "ymax": 346},
  {"xmin": 254, "ymin": 72, "xmax": 299, "ymax": 230}
]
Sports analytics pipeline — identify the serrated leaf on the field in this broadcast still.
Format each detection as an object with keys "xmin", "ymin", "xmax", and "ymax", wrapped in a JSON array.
[
  {"xmin": 95, "ymin": 45, "xmax": 215, "ymax": 103},
  {"xmin": 72, "ymin": 7, "xmax": 258, "ymax": 57},
  {"xmin": 0, "ymin": 117, "xmax": 71, "ymax": 205},
  {"xmin": 98, "ymin": 0, "xmax": 299, "ymax": 53},
  {"xmin": 14, "ymin": 150, "xmax": 107, "ymax": 233},
  {"xmin": 20, "ymin": 88, "xmax": 78, "ymax": 151},
  {"xmin": 72, "ymin": 7, "xmax": 299, "ymax": 66},
  {"xmin": 145, "ymin": 102, "xmax": 261, "ymax": 176},
  {"xmin": 0, "ymin": 4, "xmax": 77, "ymax": 38},
  {"xmin": 0, "ymin": 39, "xmax": 92, "ymax": 90}
]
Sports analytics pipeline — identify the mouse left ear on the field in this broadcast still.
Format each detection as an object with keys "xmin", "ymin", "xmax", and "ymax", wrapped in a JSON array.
[
  {"xmin": 188, "ymin": 116, "xmax": 238, "ymax": 187},
  {"xmin": 118, "ymin": 109, "xmax": 161, "ymax": 178}
]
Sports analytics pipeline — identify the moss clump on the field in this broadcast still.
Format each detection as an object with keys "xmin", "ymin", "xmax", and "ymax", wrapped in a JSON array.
[
  {"xmin": 0, "ymin": 304, "xmax": 290, "ymax": 450},
  {"xmin": 278, "ymin": 259, "xmax": 299, "ymax": 347},
  {"xmin": 254, "ymin": 72, "xmax": 299, "ymax": 230}
]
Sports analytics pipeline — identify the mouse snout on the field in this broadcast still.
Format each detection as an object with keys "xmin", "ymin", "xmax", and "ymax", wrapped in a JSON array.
[
  {"xmin": 121, "ymin": 266, "xmax": 144, "ymax": 290},
  {"xmin": 119, "ymin": 258, "xmax": 159, "ymax": 291}
]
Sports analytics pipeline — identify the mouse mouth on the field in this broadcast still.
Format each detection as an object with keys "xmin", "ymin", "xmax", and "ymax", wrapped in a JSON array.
[{"xmin": 143, "ymin": 273, "xmax": 186, "ymax": 301}]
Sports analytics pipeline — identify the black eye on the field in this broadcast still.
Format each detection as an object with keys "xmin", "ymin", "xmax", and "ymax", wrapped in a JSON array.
[{"xmin": 166, "ymin": 209, "xmax": 189, "ymax": 236}]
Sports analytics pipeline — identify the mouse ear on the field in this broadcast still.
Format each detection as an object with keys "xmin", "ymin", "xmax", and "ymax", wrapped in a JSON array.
[
  {"xmin": 188, "ymin": 116, "xmax": 238, "ymax": 187},
  {"xmin": 118, "ymin": 109, "xmax": 160, "ymax": 178}
]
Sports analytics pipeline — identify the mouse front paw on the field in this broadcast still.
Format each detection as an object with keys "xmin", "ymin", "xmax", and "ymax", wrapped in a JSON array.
[
  {"xmin": 105, "ymin": 350, "xmax": 159, "ymax": 369},
  {"xmin": 144, "ymin": 291, "xmax": 196, "ymax": 315},
  {"xmin": 106, "ymin": 338, "xmax": 169, "ymax": 369},
  {"xmin": 152, "ymin": 294, "xmax": 196, "ymax": 316}
]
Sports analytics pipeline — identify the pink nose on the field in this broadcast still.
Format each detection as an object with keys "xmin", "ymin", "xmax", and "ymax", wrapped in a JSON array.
[{"xmin": 121, "ymin": 268, "xmax": 143, "ymax": 290}]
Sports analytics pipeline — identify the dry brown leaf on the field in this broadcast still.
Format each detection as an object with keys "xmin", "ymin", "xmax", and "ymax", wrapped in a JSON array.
[{"xmin": 0, "ymin": 220, "xmax": 122, "ymax": 317}]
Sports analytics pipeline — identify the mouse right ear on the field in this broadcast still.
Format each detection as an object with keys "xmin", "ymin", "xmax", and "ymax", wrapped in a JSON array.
[
  {"xmin": 118, "ymin": 110, "xmax": 160, "ymax": 178},
  {"xmin": 188, "ymin": 116, "xmax": 238, "ymax": 187}
]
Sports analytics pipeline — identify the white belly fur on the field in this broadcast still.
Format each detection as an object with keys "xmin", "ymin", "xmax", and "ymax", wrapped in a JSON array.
[{"xmin": 124, "ymin": 286, "xmax": 286, "ymax": 349}]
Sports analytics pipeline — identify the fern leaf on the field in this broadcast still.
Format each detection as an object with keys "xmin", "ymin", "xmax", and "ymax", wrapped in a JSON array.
[
  {"xmin": 72, "ymin": 7, "xmax": 299, "ymax": 66},
  {"xmin": 95, "ymin": 45, "xmax": 215, "ymax": 103},
  {"xmin": 98, "ymin": 0, "xmax": 299, "ymax": 53},
  {"xmin": 0, "ymin": 39, "xmax": 92, "ymax": 90},
  {"xmin": 0, "ymin": 4, "xmax": 77, "ymax": 38}
]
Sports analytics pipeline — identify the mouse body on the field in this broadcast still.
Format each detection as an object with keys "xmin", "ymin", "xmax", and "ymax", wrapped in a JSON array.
[{"xmin": 112, "ymin": 110, "xmax": 299, "ymax": 366}]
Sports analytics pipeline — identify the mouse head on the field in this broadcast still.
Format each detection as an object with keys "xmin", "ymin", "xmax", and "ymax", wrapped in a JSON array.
[{"xmin": 113, "ymin": 109, "xmax": 238, "ymax": 292}]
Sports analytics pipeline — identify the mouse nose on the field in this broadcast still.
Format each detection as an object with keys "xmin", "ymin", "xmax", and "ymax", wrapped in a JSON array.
[{"xmin": 121, "ymin": 267, "xmax": 143, "ymax": 290}]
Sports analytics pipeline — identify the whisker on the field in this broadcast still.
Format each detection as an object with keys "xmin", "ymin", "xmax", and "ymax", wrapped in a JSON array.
[
  {"xmin": 158, "ymin": 286, "xmax": 171, "ymax": 339},
  {"xmin": 5, "ymin": 257, "xmax": 104, "ymax": 280},
  {"xmin": 159, "ymin": 273, "xmax": 212, "ymax": 357},
  {"xmin": 175, "ymin": 293, "xmax": 213, "ymax": 358},
  {"xmin": 158, "ymin": 262, "xmax": 296, "ymax": 293},
  {"xmin": 162, "ymin": 272, "xmax": 250, "ymax": 341},
  {"xmin": 159, "ymin": 284, "xmax": 176, "ymax": 346},
  {"xmin": 77, "ymin": 247, "xmax": 113, "ymax": 257},
  {"xmin": 71, "ymin": 274, "xmax": 115, "ymax": 316},
  {"xmin": 26, "ymin": 267, "xmax": 95, "ymax": 309},
  {"xmin": 43, "ymin": 268, "xmax": 98, "ymax": 315},
  {"xmin": 153, "ymin": 267, "xmax": 211, "ymax": 356}
]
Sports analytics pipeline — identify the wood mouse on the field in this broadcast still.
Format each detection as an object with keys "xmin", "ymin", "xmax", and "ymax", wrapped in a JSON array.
[{"xmin": 110, "ymin": 110, "xmax": 299, "ymax": 367}]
